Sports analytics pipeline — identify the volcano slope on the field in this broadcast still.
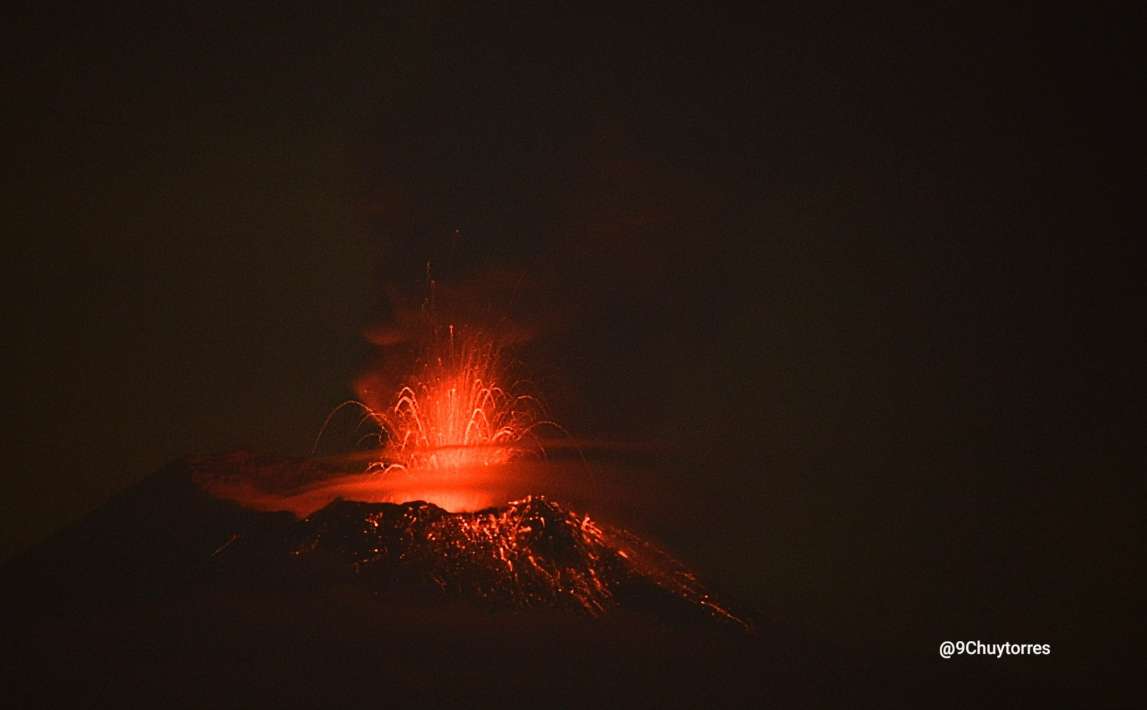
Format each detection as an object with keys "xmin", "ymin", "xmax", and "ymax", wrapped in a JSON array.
[{"xmin": 1, "ymin": 453, "xmax": 1083, "ymax": 708}]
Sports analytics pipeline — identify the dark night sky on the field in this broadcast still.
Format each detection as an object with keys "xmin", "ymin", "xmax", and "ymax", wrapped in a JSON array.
[{"xmin": 4, "ymin": 3, "xmax": 1137, "ymax": 656}]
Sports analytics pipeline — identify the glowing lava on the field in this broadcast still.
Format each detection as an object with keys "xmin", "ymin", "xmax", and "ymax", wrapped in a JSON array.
[
  {"xmin": 306, "ymin": 313, "xmax": 562, "ymax": 511},
  {"xmin": 358, "ymin": 324, "xmax": 551, "ymax": 473}
]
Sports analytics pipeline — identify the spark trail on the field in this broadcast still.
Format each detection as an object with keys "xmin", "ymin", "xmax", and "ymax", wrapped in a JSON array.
[{"xmin": 358, "ymin": 324, "xmax": 556, "ymax": 473}]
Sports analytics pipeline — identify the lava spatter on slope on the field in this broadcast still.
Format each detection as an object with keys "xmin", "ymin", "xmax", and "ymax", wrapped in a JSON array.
[{"xmin": 279, "ymin": 495, "xmax": 749, "ymax": 629}]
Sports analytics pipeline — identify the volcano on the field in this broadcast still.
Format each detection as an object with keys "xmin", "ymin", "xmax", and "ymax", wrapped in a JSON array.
[
  {"xmin": 3, "ymin": 452, "xmax": 1080, "ymax": 707},
  {"xmin": 191, "ymin": 453, "xmax": 750, "ymax": 627},
  {"xmin": 2, "ymin": 452, "xmax": 782, "ymax": 708}
]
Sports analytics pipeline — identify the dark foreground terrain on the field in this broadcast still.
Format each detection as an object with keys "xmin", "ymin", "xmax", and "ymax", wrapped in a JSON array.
[{"xmin": 1, "ymin": 456, "xmax": 1124, "ymax": 707}]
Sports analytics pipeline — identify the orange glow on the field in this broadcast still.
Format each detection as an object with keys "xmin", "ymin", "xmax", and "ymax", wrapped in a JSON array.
[
  {"xmin": 198, "ymin": 456, "xmax": 642, "ymax": 520},
  {"xmin": 306, "ymin": 317, "xmax": 563, "ymax": 510},
  {"xmin": 355, "ymin": 323, "xmax": 554, "ymax": 474}
]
